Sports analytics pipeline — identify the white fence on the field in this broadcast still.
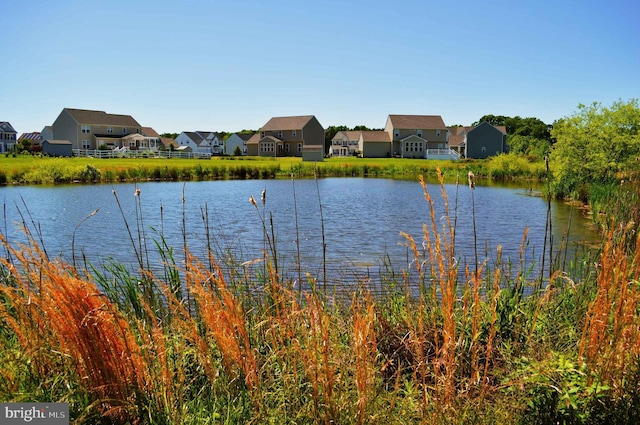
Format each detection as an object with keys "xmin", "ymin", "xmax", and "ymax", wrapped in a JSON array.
[{"xmin": 73, "ymin": 149, "xmax": 212, "ymax": 159}]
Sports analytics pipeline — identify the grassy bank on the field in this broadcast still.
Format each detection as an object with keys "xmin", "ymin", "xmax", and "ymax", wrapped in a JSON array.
[
  {"xmin": 0, "ymin": 153, "xmax": 546, "ymax": 185},
  {"xmin": 0, "ymin": 171, "xmax": 638, "ymax": 424}
]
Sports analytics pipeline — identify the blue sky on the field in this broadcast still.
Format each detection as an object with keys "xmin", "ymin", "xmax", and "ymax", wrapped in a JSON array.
[{"xmin": 2, "ymin": 0, "xmax": 638, "ymax": 134}]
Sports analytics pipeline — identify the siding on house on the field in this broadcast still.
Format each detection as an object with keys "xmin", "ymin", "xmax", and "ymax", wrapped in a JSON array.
[
  {"xmin": 465, "ymin": 122, "xmax": 506, "ymax": 159},
  {"xmin": 255, "ymin": 115, "xmax": 324, "ymax": 157},
  {"xmin": 50, "ymin": 108, "xmax": 142, "ymax": 149}
]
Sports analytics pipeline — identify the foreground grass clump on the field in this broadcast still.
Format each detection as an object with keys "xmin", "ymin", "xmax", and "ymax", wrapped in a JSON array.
[{"xmin": 0, "ymin": 174, "xmax": 638, "ymax": 424}]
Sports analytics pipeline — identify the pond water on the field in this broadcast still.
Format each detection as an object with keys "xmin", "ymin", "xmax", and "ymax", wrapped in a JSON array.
[{"xmin": 0, "ymin": 178, "xmax": 600, "ymax": 288}]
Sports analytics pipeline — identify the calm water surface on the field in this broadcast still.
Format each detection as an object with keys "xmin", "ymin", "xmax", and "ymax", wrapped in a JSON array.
[{"xmin": 0, "ymin": 178, "xmax": 600, "ymax": 285}]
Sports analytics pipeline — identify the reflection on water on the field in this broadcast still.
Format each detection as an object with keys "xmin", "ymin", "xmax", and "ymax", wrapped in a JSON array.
[{"xmin": 0, "ymin": 178, "xmax": 601, "ymax": 288}]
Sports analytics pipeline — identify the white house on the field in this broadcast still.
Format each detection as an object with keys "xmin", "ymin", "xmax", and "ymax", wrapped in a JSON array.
[
  {"xmin": 329, "ymin": 130, "xmax": 361, "ymax": 157},
  {"xmin": 225, "ymin": 132, "xmax": 254, "ymax": 155},
  {"xmin": 175, "ymin": 131, "xmax": 224, "ymax": 154}
]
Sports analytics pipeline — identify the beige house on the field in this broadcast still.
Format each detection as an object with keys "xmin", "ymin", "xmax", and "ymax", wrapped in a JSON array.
[
  {"xmin": 50, "ymin": 108, "xmax": 144, "ymax": 150},
  {"xmin": 247, "ymin": 115, "xmax": 324, "ymax": 157},
  {"xmin": 384, "ymin": 115, "xmax": 452, "ymax": 159},
  {"xmin": 329, "ymin": 130, "xmax": 361, "ymax": 156}
]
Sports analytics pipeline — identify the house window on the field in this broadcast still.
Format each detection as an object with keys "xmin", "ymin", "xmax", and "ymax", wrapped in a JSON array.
[
  {"xmin": 292, "ymin": 130, "xmax": 297, "ymax": 136},
  {"xmin": 297, "ymin": 143, "xmax": 302, "ymax": 152},
  {"xmin": 261, "ymin": 131, "xmax": 265, "ymax": 138},
  {"xmin": 82, "ymin": 140, "xmax": 91, "ymax": 149},
  {"xmin": 122, "ymin": 128, "xmax": 127, "ymax": 135},
  {"xmin": 481, "ymin": 147, "xmax": 486, "ymax": 152},
  {"xmin": 81, "ymin": 125, "xmax": 91, "ymax": 133},
  {"xmin": 107, "ymin": 127, "xmax": 113, "ymax": 134},
  {"xmin": 436, "ymin": 130, "xmax": 441, "ymax": 136},
  {"xmin": 278, "ymin": 131, "xmax": 283, "ymax": 138},
  {"xmin": 417, "ymin": 130, "xmax": 422, "ymax": 137},
  {"xmin": 394, "ymin": 130, "xmax": 399, "ymax": 138},
  {"xmin": 129, "ymin": 140, "xmax": 136, "ymax": 148},
  {"xmin": 285, "ymin": 143, "xmax": 290, "ymax": 152}
]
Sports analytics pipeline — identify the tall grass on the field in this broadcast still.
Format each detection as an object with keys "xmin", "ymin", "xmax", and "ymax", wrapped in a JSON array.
[{"xmin": 0, "ymin": 172, "xmax": 638, "ymax": 424}]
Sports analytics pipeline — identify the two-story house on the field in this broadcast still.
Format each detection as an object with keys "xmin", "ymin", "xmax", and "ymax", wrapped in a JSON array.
[
  {"xmin": 225, "ymin": 132, "xmax": 254, "ymax": 156},
  {"xmin": 448, "ymin": 122, "xmax": 506, "ymax": 159},
  {"xmin": 247, "ymin": 115, "xmax": 324, "ymax": 159},
  {"xmin": 175, "ymin": 131, "xmax": 224, "ymax": 154},
  {"xmin": 384, "ymin": 114, "xmax": 450, "ymax": 159},
  {"xmin": 0, "ymin": 122, "xmax": 17, "ymax": 153},
  {"xmin": 329, "ymin": 131, "xmax": 361, "ymax": 157},
  {"xmin": 49, "ymin": 108, "xmax": 143, "ymax": 150}
]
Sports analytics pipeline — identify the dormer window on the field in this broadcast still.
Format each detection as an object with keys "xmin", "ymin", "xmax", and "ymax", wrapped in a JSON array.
[
  {"xmin": 417, "ymin": 130, "xmax": 422, "ymax": 137},
  {"xmin": 436, "ymin": 130, "xmax": 441, "ymax": 136},
  {"xmin": 394, "ymin": 130, "xmax": 399, "ymax": 138},
  {"xmin": 278, "ymin": 131, "xmax": 283, "ymax": 138}
]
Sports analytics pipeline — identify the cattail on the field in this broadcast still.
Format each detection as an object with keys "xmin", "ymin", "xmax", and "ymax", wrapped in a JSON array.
[
  {"xmin": 467, "ymin": 171, "xmax": 475, "ymax": 189},
  {"xmin": 249, "ymin": 195, "xmax": 257, "ymax": 208},
  {"xmin": 134, "ymin": 188, "xmax": 141, "ymax": 197},
  {"xmin": 261, "ymin": 188, "xmax": 266, "ymax": 205}
]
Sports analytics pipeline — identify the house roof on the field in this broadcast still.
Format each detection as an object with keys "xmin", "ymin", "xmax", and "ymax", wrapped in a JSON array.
[
  {"xmin": 236, "ymin": 132, "xmax": 256, "ymax": 141},
  {"xmin": 160, "ymin": 137, "xmax": 176, "ymax": 148},
  {"xmin": 182, "ymin": 131, "xmax": 204, "ymax": 143},
  {"xmin": 361, "ymin": 130, "xmax": 390, "ymax": 142},
  {"xmin": 333, "ymin": 130, "xmax": 361, "ymax": 141},
  {"xmin": 246, "ymin": 133, "xmax": 260, "ymax": 145},
  {"xmin": 388, "ymin": 114, "xmax": 446, "ymax": 129},
  {"xmin": 64, "ymin": 108, "xmax": 141, "ymax": 127},
  {"xmin": 448, "ymin": 134, "xmax": 466, "ymax": 147},
  {"xmin": 142, "ymin": 127, "xmax": 160, "ymax": 137},
  {"xmin": 261, "ymin": 115, "xmax": 315, "ymax": 131},
  {"xmin": 19, "ymin": 132, "xmax": 41, "ymax": 141},
  {"xmin": 0, "ymin": 122, "xmax": 17, "ymax": 133}
]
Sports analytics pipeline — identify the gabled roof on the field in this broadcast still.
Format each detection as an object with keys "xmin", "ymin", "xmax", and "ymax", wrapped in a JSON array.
[
  {"xmin": 64, "ymin": 108, "xmax": 141, "ymax": 127},
  {"xmin": 246, "ymin": 133, "xmax": 260, "ymax": 145},
  {"xmin": 182, "ymin": 131, "xmax": 204, "ymax": 143},
  {"xmin": 468, "ymin": 122, "xmax": 507, "ymax": 135},
  {"xmin": 361, "ymin": 131, "xmax": 391, "ymax": 142},
  {"xmin": 0, "ymin": 122, "xmax": 17, "ymax": 133},
  {"xmin": 388, "ymin": 114, "xmax": 446, "ymax": 129},
  {"xmin": 236, "ymin": 132, "xmax": 256, "ymax": 141},
  {"xmin": 261, "ymin": 115, "xmax": 315, "ymax": 131},
  {"xmin": 332, "ymin": 130, "xmax": 361, "ymax": 141}
]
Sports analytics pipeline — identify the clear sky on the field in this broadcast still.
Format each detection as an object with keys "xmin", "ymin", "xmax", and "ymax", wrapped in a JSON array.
[{"xmin": 2, "ymin": 0, "xmax": 638, "ymax": 134}]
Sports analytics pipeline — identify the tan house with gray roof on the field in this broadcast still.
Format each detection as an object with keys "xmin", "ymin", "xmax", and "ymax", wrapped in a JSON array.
[
  {"xmin": 247, "ymin": 115, "xmax": 324, "ymax": 158},
  {"xmin": 50, "ymin": 108, "xmax": 144, "ymax": 150}
]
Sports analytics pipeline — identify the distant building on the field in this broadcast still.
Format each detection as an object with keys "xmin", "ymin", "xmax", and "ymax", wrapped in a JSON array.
[
  {"xmin": 225, "ymin": 132, "xmax": 254, "ymax": 155},
  {"xmin": 247, "ymin": 115, "xmax": 324, "ymax": 157},
  {"xmin": 49, "ymin": 108, "xmax": 143, "ymax": 150},
  {"xmin": 42, "ymin": 139, "xmax": 73, "ymax": 157},
  {"xmin": 448, "ymin": 122, "xmax": 506, "ymax": 159},
  {"xmin": 0, "ymin": 121, "xmax": 17, "ymax": 153}
]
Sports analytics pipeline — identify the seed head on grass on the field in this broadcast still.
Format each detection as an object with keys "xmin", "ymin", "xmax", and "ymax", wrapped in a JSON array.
[{"xmin": 468, "ymin": 171, "xmax": 475, "ymax": 190}]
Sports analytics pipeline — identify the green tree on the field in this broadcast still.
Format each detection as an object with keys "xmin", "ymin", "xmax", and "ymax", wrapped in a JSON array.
[
  {"xmin": 18, "ymin": 139, "xmax": 32, "ymax": 152},
  {"xmin": 233, "ymin": 145, "xmax": 243, "ymax": 156},
  {"xmin": 550, "ymin": 99, "xmax": 640, "ymax": 199}
]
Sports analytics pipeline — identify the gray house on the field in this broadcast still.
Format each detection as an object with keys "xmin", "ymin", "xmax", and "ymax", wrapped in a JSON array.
[
  {"xmin": 0, "ymin": 121, "xmax": 17, "ymax": 153},
  {"xmin": 42, "ymin": 140, "xmax": 73, "ymax": 157},
  {"xmin": 465, "ymin": 122, "xmax": 507, "ymax": 159}
]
